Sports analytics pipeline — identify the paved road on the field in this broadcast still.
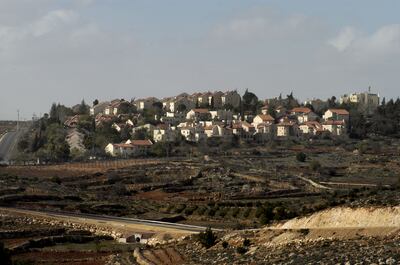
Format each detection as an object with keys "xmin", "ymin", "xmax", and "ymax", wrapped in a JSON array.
[
  {"xmin": 1, "ymin": 207, "xmax": 217, "ymax": 233},
  {"xmin": 0, "ymin": 130, "xmax": 19, "ymax": 162}
]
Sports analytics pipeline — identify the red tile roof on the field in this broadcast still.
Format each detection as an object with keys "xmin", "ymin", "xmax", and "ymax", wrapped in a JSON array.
[
  {"xmin": 130, "ymin": 140, "xmax": 153, "ymax": 146},
  {"xmin": 291, "ymin": 107, "xmax": 312, "ymax": 114},
  {"xmin": 328, "ymin": 109, "xmax": 349, "ymax": 115},
  {"xmin": 192, "ymin": 108, "xmax": 209, "ymax": 113},
  {"xmin": 257, "ymin": 114, "xmax": 275, "ymax": 122},
  {"xmin": 232, "ymin": 123, "xmax": 242, "ymax": 129}
]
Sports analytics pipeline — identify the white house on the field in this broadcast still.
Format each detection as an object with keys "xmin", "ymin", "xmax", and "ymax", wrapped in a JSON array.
[
  {"xmin": 299, "ymin": 121, "xmax": 324, "ymax": 135},
  {"xmin": 209, "ymin": 110, "xmax": 233, "ymax": 121},
  {"xmin": 161, "ymin": 112, "xmax": 186, "ymax": 124},
  {"xmin": 276, "ymin": 120, "xmax": 298, "ymax": 138},
  {"xmin": 322, "ymin": 120, "xmax": 346, "ymax": 136},
  {"xmin": 221, "ymin": 90, "xmax": 241, "ymax": 109},
  {"xmin": 323, "ymin": 109, "xmax": 349, "ymax": 123},
  {"xmin": 134, "ymin": 97, "xmax": 159, "ymax": 111},
  {"xmin": 163, "ymin": 96, "xmax": 195, "ymax": 113},
  {"xmin": 204, "ymin": 125, "xmax": 220, "ymax": 138},
  {"xmin": 90, "ymin": 101, "xmax": 109, "ymax": 116},
  {"xmin": 179, "ymin": 126, "xmax": 195, "ymax": 141},
  {"xmin": 105, "ymin": 140, "xmax": 153, "ymax": 157},
  {"xmin": 153, "ymin": 124, "xmax": 176, "ymax": 142},
  {"xmin": 290, "ymin": 107, "xmax": 318, "ymax": 123},
  {"xmin": 252, "ymin": 114, "xmax": 275, "ymax": 127},
  {"xmin": 132, "ymin": 124, "xmax": 155, "ymax": 134},
  {"xmin": 186, "ymin": 109, "xmax": 211, "ymax": 121}
]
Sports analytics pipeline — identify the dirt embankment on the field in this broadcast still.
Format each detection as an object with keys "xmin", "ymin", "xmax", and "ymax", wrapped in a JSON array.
[{"xmin": 276, "ymin": 206, "xmax": 400, "ymax": 229}]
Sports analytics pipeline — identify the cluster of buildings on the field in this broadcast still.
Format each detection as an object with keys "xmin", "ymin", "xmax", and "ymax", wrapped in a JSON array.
[
  {"xmin": 86, "ymin": 90, "xmax": 356, "ymax": 157},
  {"xmin": 60, "ymin": 89, "xmax": 380, "ymax": 157}
]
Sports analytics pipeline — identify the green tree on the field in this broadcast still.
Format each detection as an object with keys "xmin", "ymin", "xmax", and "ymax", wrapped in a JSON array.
[
  {"xmin": 310, "ymin": 160, "xmax": 321, "ymax": 172},
  {"xmin": 132, "ymin": 128, "xmax": 151, "ymax": 140},
  {"xmin": 0, "ymin": 242, "xmax": 11, "ymax": 265},
  {"xmin": 177, "ymin": 104, "xmax": 187, "ymax": 113},
  {"xmin": 151, "ymin": 142, "xmax": 168, "ymax": 157},
  {"xmin": 78, "ymin": 99, "xmax": 89, "ymax": 115},
  {"xmin": 119, "ymin": 101, "xmax": 136, "ymax": 114},
  {"xmin": 49, "ymin": 103, "xmax": 59, "ymax": 123},
  {"xmin": 197, "ymin": 227, "xmax": 217, "ymax": 249},
  {"xmin": 242, "ymin": 89, "xmax": 259, "ymax": 114},
  {"xmin": 296, "ymin": 152, "xmax": 307, "ymax": 162}
]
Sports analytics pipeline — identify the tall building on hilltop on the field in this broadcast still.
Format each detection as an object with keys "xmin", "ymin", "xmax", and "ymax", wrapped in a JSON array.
[{"xmin": 340, "ymin": 87, "xmax": 380, "ymax": 115}]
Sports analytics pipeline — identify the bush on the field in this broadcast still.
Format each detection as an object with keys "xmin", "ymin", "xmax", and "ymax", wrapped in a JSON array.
[
  {"xmin": 296, "ymin": 152, "xmax": 307, "ymax": 162},
  {"xmin": 260, "ymin": 214, "xmax": 270, "ymax": 225},
  {"xmin": 207, "ymin": 208, "xmax": 216, "ymax": 217},
  {"xmin": 236, "ymin": 246, "xmax": 247, "ymax": 254},
  {"xmin": 184, "ymin": 205, "xmax": 198, "ymax": 215},
  {"xmin": 273, "ymin": 206, "xmax": 287, "ymax": 220},
  {"xmin": 222, "ymin": 241, "xmax": 229, "ymax": 249},
  {"xmin": 173, "ymin": 204, "xmax": 187, "ymax": 214},
  {"xmin": 197, "ymin": 227, "xmax": 217, "ymax": 249},
  {"xmin": 50, "ymin": 176, "xmax": 61, "ymax": 185},
  {"xmin": 0, "ymin": 242, "xmax": 11, "ymax": 265},
  {"xmin": 310, "ymin": 160, "xmax": 321, "ymax": 172},
  {"xmin": 231, "ymin": 208, "xmax": 240, "ymax": 218},
  {"xmin": 196, "ymin": 206, "xmax": 207, "ymax": 215},
  {"xmin": 243, "ymin": 208, "xmax": 251, "ymax": 218},
  {"xmin": 243, "ymin": 238, "xmax": 251, "ymax": 247},
  {"xmin": 299, "ymin": 229, "xmax": 310, "ymax": 236}
]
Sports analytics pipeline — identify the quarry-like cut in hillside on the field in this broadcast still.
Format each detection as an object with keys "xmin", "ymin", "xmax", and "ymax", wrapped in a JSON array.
[{"xmin": 276, "ymin": 206, "xmax": 400, "ymax": 229}]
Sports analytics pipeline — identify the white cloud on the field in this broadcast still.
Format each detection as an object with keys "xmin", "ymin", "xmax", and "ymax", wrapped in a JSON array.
[
  {"xmin": 30, "ymin": 9, "xmax": 78, "ymax": 37},
  {"xmin": 329, "ymin": 24, "xmax": 400, "ymax": 56},
  {"xmin": 328, "ymin": 26, "xmax": 357, "ymax": 52},
  {"xmin": 0, "ymin": 9, "xmax": 78, "ymax": 48},
  {"xmin": 364, "ymin": 24, "xmax": 400, "ymax": 55},
  {"xmin": 211, "ymin": 10, "xmax": 313, "ymax": 42}
]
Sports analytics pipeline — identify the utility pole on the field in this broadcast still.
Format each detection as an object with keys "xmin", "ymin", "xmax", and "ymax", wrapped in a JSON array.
[{"xmin": 17, "ymin": 109, "xmax": 20, "ymax": 131}]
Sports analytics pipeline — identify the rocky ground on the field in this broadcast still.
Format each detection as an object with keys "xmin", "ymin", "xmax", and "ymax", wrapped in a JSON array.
[{"xmin": 176, "ymin": 231, "xmax": 400, "ymax": 265}]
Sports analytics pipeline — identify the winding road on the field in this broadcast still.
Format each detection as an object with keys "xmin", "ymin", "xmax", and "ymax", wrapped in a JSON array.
[
  {"xmin": 0, "ymin": 207, "xmax": 214, "ymax": 234},
  {"xmin": 0, "ymin": 130, "xmax": 20, "ymax": 162}
]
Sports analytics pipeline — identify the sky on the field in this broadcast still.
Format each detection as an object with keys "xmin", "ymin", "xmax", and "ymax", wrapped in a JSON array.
[{"xmin": 1, "ymin": 0, "xmax": 400, "ymax": 120}]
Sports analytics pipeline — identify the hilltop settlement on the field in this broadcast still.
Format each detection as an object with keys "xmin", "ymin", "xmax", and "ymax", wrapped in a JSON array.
[{"xmin": 14, "ymin": 87, "xmax": 398, "ymax": 162}]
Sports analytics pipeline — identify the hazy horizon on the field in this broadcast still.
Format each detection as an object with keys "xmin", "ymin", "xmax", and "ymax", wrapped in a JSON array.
[{"xmin": 1, "ymin": 0, "xmax": 400, "ymax": 120}]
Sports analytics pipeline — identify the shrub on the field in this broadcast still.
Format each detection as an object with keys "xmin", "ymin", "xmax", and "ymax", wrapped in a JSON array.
[
  {"xmin": 296, "ymin": 152, "xmax": 307, "ymax": 162},
  {"xmin": 243, "ymin": 208, "xmax": 251, "ymax": 218},
  {"xmin": 207, "ymin": 208, "xmax": 216, "ymax": 217},
  {"xmin": 197, "ymin": 227, "xmax": 217, "ymax": 249},
  {"xmin": 299, "ymin": 229, "xmax": 309, "ymax": 236},
  {"xmin": 50, "ymin": 176, "xmax": 61, "ymax": 185},
  {"xmin": 218, "ymin": 208, "xmax": 228, "ymax": 218},
  {"xmin": 243, "ymin": 238, "xmax": 251, "ymax": 247},
  {"xmin": 222, "ymin": 241, "xmax": 229, "ymax": 249},
  {"xmin": 196, "ymin": 206, "xmax": 207, "ymax": 215},
  {"xmin": 184, "ymin": 205, "xmax": 198, "ymax": 215},
  {"xmin": 231, "ymin": 208, "xmax": 240, "ymax": 218},
  {"xmin": 255, "ymin": 207, "xmax": 265, "ymax": 218},
  {"xmin": 260, "ymin": 214, "xmax": 270, "ymax": 225},
  {"xmin": 174, "ymin": 204, "xmax": 187, "ymax": 214},
  {"xmin": 310, "ymin": 160, "xmax": 321, "ymax": 172},
  {"xmin": 0, "ymin": 242, "xmax": 11, "ymax": 265},
  {"xmin": 236, "ymin": 246, "xmax": 247, "ymax": 254},
  {"xmin": 273, "ymin": 206, "xmax": 287, "ymax": 220}
]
